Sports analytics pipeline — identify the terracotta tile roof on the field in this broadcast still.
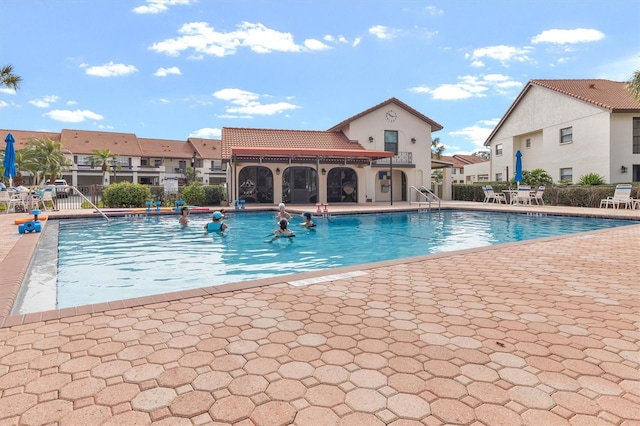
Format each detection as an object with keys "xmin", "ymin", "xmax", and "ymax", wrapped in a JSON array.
[
  {"xmin": 327, "ymin": 97, "xmax": 444, "ymax": 132},
  {"xmin": 188, "ymin": 138, "xmax": 222, "ymax": 160},
  {"xmin": 531, "ymin": 79, "xmax": 640, "ymax": 111},
  {"xmin": 60, "ymin": 129, "xmax": 143, "ymax": 156},
  {"xmin": 484, "ymin": 79, "xmax": 640, "ymax": 146},
  {"xmin": 138, "ymin": 138, "xmax": 197, "ymax": 159},
  {"xmin": 1, "ymin": 129, "xmax": 61, "ymax": 151},
  {"xmin": 453, "ymin": 154, "xmax": 488, "ymax": 165},
  {"xmin": 222, "ymin": 128, "xmax": 364, "ymax": 159}
]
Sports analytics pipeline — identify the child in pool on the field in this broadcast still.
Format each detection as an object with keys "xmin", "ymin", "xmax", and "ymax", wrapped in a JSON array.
[{"xmin": 179, "ymin": 206, "xmax": 190, "ymax": 225}]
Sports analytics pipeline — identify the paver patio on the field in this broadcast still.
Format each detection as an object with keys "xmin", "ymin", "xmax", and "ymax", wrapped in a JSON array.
[{"xmin": 0, "ymin": 203, "xmax": 639, "ymax": 425}]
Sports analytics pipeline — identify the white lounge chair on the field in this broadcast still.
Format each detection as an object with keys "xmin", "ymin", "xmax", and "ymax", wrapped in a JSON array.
[
  {"xmin": 531, "ymin": 186, "xmax": 545, "ymax": 205},
  {"xmin": 0, "ymin": 191, "xmax": 10, "ymax": 213},
  {"xmin": 600, "ymin": 184, "xmax": 633, "ymax": 209},
  {"xmin": 485, "ymin": 185, "xmax": 506, "ymax": 204},
  {"xmin": 513, "ymin": 186, "xmax": 532, "ymax": 205}
]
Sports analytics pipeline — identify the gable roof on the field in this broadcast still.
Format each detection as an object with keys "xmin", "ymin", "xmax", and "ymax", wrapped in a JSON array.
[
  {"xmin": 60, "ymin": 129, "xmax": 144, "ymax": 156},
  {"xmin": 1, "ymin": 129, "xmax": 61, "ymax": 151},
  {"xmin": 439, "ymin": 154, "xmax": 488, "ymax": 168},
  {"xmin": 189, "ymin": 138, "xmax": 222, "ymax": 160},
  {"xmin": 326, "ymin": 97, "xmax": 444, "ymax": 132},
  {"xmin": 138, "ymin": 138, "xmax": 197, "ymax": 159},
  {"xmin": 484, "ymin": 79, "xmax": 640, "ymax": 146},
  {"xmin": 222, "ymin": 127, "xmax": 365, "ymax": 159}
]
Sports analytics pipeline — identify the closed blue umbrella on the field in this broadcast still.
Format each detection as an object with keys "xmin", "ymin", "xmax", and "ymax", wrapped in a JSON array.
[
  {"xmin": 3, "ymin": 133, "xmax": 17, "ymax": 187},
  {"xmin": 514, "ymin": 150, "xmax": 523, "ymax": 185}
]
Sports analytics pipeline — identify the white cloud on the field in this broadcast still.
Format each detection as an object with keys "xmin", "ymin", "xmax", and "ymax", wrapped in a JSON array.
[
  {"xmin": 132, "ymin": 0, "xmax": 192, "ymax": 15},
  {"xmin": 304, "ymin": 39, "xmax": 332, "ymax": 51},
  {"xmin": 353, "ymin": 37, "xmax": 361, "ymax": 47},
  {"xmin": 465, "ymin": 45, "xmax": 534, "ymax": 67},
  {"xmin": 424, "ymin": 6, "xmax": 444, "ymax": 16},
  {"xmin": 369, "ymin": 25, "xmax": 399, "ymax": 40},
  {"xmin": 29, "ymin": 95, "xmax": 59, "ymax": 108},
  {"xmin": 160, "ymin": 98, "xmax": 170, "ymax": 104},
  {"xmin": 43, "ymin": 109, "xmax": 104, "ymax": 123},
  {"xmin": 97, "ymin": 124, "xmax": 115, "ymax": 130},
  {"xmin": 449, "ymin": 119, "xmax": 500, "ymax": 148},
  {"xmin": 213, "ymin": 88, "xmax": 299, "ymax": 117},
  {"xmin": 190, "ymin": 127, "xmax": 221, "ymax": 138},
  {"xmin": 532, "ymin": 28, "xmax": 605, "ymax": 45},
  {"xmin": 0, "ymin": 88, "xmax": 16, "ymax": 95},
  {"xmin": 0, "ymin": 100, "xmax": 9, "ymax": 108},
  {"xmin": 410, "ymin": 74, "xmax": 523, "ymax": 100},
  {"xmin": 154, "ymin": 66, "xmax": 182, "ymax": 77},
  {"xmin": 83, "ymin": 62, "xmax": 138, "ymax": 77},
  {"xmin": 66, "ymin": 100, "xmax": 77, "ymax": 106},
  {"xmin": 150, "ymin": 21, "xmax": 312, "ymax": 57}
]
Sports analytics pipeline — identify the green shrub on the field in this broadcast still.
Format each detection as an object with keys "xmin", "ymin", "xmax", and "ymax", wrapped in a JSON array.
[
  {"xmin": 522, "ymin": 169, "xmax": 553, "ymax": 187},
  {"xmin": 181, "ymin": 182, "xmax": 206, "ymax": 206},
  {"xmin": 81, "ymin": 200, "xmax": 105, "ymax": 209},
  {"xmin": 102, "ymin": 182, "xmax": 151, "ymax": 208},
  {"xmin": 578, "ymin": 173, "xmax": 606, "ymax": 185},
  {"xmin": 204, "ymin": 185, "xmax": 226, "ymax": 205}
]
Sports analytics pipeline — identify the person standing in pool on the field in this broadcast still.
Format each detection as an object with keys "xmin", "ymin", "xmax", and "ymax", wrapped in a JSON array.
[
  {"xmin": 179, "ymin": 206, "xmax": 190, "ymax": 225},
  {"xmin": 300, "ymin": 212, "xmax": 316, "ymax": 228},
  {"xmin": 276, "ymin": 203, "xmax": 291, "ymax": 222},
  {"xmin": 204, "ymin": 211, "xmax": 228, "ymax": 234}
]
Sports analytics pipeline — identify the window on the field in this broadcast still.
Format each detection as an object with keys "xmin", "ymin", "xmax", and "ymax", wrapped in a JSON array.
[
  {"xmin": 140, "ymin": 158, "xmax": 148, "ymax": 166},
  {"xmin": 633, "ymin": 118, "xmax": 640, "ymax": 154},
  {"xmin": 560, "ymin": 167, "xmax": 573, "ymax": 182},
  {"xmin": 525, "ymin": 138, "xmax": 531, "ymax": 149},
  {"xmin": 154, "ymin": 159, "xmax": 162, "ymax": 167},
  {"xmin": 451, "ymin": 168, "xmax": 456, "ymax": 175},
  {"xmin": 560, "ymin": 127, "xmax": 573, "ymax": 144},
  {"xmin": 384, "ymin": 130, "xmax": 398, "ymax": 154},
  {"xmin": 459, "ymin": 168, "xmax": 464, "ymax": 174},
  {"xmin": 495, "ymin": 172, "xmax": 503, "ymax": 181},
  {"xmin": 495, "ymin": 144, "xmax": 503, "ymax": 156}
]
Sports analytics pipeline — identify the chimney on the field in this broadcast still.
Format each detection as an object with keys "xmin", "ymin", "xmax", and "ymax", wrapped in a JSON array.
[{"xmin": 588, "ymin": 83, "xmax": 596, "ymax": 89}]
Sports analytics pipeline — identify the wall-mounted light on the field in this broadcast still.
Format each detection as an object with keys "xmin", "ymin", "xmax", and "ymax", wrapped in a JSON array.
[
  {"xmin": 621, "ymin": 165, "xmax": 628, "ymax": 173},
  {"xmin": 411, "ymin": 137, "xmax": 416, "ymax": 144},
  {"xmin": 275, "ymin": 167, "xmax": 281, "ymax": 175},
  {"xmin": 321, "ymin": 168, "xmax": 327, "ymax": 176},
  {"xmin": 368, "ymin": 136, "xmax": 374, "ymax": 143}
]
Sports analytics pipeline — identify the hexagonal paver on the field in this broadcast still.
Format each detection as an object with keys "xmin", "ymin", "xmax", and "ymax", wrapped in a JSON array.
[
  {"xmin": 169, "ymin": 390, "xmax": 214, "ymax": 417},
  {"xmin": 388, "ymin": 393, "xmax": 431, "ymax": 420},
  {"xmin": 95, "ymin": 382, "xmax": 141, "ymax": 406},
  {"xmin": 345, "ymin": 388, "xmax": 386, "ymax": 413},
  {"xmin": 266, "ymin": 379, "xmax": 307, "ymax": 401},
  {"xmin": 228, "ymin": 374, "xmax": 269, "ymax": 396},
  {"xmin": 305, "ymin": 384, "xmax": 346, "ymax": 408},
  {"xmin": 192, "ymin": 371, "xmax": 233, "ymax": 392},
  {"xmin": 59, "ymin": 377, "xmax": 106, "ymax": 401},
  {"xmin": 250, "ymin": 401, "xmax": 296, "ymax": 426}
]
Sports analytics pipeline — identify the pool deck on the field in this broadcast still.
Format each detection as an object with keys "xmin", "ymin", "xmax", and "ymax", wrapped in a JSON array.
[{"xmin": 0, "ymin": 202, "xmax": 638, "ymax": 425}]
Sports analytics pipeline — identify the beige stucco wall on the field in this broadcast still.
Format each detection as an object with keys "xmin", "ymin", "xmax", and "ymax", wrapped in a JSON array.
[
  {"xmin": 488, "ymin": 86, "xmax": 619, "ymax": 183},
  {"xmin": 339, "ymin": 102, "xmax": 436, "ymax": 201}
]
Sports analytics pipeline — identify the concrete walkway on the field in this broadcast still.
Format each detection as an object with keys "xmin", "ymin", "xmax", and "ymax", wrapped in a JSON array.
[{"xmin": 0, "ymin": 203, "xmax": 638, "ymax": 425}]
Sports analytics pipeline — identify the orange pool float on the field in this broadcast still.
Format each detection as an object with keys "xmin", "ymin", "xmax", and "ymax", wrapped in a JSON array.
[{"xmin": 14, "ymin": 216, "xmax": 48, "ymax": 225}]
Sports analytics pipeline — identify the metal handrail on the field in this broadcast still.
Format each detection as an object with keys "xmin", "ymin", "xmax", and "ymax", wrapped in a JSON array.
[
  {"xmin": 69, "ymin": 185, "xmax": 110, "ymax": 222},
  {"xmin": 410, "ymin": 186, "xmax": 441, "ymax": 210}
]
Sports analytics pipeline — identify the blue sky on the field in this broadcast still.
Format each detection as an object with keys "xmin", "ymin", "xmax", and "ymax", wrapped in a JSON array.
[{"xmin": 1, "ymin": 0, "xmax": 639, "ymax": 155}]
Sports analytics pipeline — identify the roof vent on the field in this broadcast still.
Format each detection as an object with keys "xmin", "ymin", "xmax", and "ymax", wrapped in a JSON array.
[{"xmin": 589, "ymin": 83, "xmax": 596, "ymax": 89}]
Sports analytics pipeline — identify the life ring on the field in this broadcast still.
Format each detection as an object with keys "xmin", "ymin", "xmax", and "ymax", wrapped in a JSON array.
[{"xmin": 15, "ymin": 216, "xmax": 48, "ymax": 225}]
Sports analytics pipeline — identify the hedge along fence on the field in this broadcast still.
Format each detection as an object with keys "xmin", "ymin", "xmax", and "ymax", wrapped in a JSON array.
[
  {"xmin": 453, "ymin": 183, "xmax": 640, "ymax": 208},
  {"xmin": 130, "ymin": 184, "xmax": 227, "ymax": 207}
]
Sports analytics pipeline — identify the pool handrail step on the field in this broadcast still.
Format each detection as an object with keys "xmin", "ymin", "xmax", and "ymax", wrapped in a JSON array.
[{"xmin": 410, "ymin": 186, "xmax": 441, "ymax": 210}]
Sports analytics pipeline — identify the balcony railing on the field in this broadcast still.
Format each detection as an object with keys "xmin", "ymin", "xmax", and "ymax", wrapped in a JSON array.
[{"xmin": 375, "ymin": 151, "xmax": 413, "ymax": 165}]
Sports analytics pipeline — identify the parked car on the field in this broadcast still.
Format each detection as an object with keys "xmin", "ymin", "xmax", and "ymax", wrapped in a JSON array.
[{"xmin": 53, "ymin": 179, "xmax": 72, "ymax": 197}]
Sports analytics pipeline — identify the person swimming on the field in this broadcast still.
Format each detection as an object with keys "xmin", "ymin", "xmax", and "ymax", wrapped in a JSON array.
[
  {"xmin": 204, "ymin": 211, "xmax": 228, "ymax": 234},
  {"xmin": 270, "ymin": 218, "xmax": 295, "ymax": 241}
]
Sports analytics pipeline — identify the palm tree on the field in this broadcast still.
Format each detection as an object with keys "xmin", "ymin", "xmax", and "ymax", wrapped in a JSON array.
[
  {"xmin": 431, "ymin": 137, "xmax": 445, "ymax": 159},
  {"xmin": 86, "ymin": 149, "xmax": 119, "ymax": 184},
  {"xmin": 21, "ymin": 137, "xmax": 72, "ymax": 184},
  {"xmin": 0, "ymin": 65, "xmax": 22, "ymax": 90},
  {"xmin": 627, "ymin": 69, "xmax": 640, "ymax": 102}
]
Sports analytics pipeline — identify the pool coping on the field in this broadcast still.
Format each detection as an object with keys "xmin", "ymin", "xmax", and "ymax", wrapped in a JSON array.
[{"xmin": 2, "ymin": 203, "xmax": 639, "ymax": 328}]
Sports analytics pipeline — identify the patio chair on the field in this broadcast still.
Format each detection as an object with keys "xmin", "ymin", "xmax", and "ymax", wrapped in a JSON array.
[
  {"xmin": 513, "ymin": 186, "xmax": 532, "ymax": 205},
  {"xmin": 33, "ymin": 188, "xmax": 56, "ymax": 211},
  {"xmin": 0, "ymin": 191, "xmax": 10, "ymax": 213},
  {"xmin": 8, "ymin": 192, "xmax": 28, "ymax": 213},
  {"xmin": 485, "ymin": 185, "xmax": 506, "ymax": 204},
  {"xmin": 600, "ymin": 184, "xmax": 633, "ymax": 209},
  {"xmin": 531, "ymin": 186, "xmax": 545, "ymax": 205}
]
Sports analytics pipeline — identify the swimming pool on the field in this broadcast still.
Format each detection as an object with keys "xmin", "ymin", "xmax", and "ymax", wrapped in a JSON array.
[{"xmin": 16, "ymin": 210, "xmax": 634, "ymax": 313}]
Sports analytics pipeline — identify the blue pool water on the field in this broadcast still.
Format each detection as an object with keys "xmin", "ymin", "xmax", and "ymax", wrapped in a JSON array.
[{"xmin": 23, "ymin": 210, "xmax": 635, "ymax": 310}]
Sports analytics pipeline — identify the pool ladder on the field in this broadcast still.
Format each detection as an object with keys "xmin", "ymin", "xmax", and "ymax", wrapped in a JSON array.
[
  {"xmin": 410, "ymin": 186, "xmax": 441, "ymax": 211},
  {"xmin": 70, "ymin": 186, "xmax": 111, "ymax": 222}
]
